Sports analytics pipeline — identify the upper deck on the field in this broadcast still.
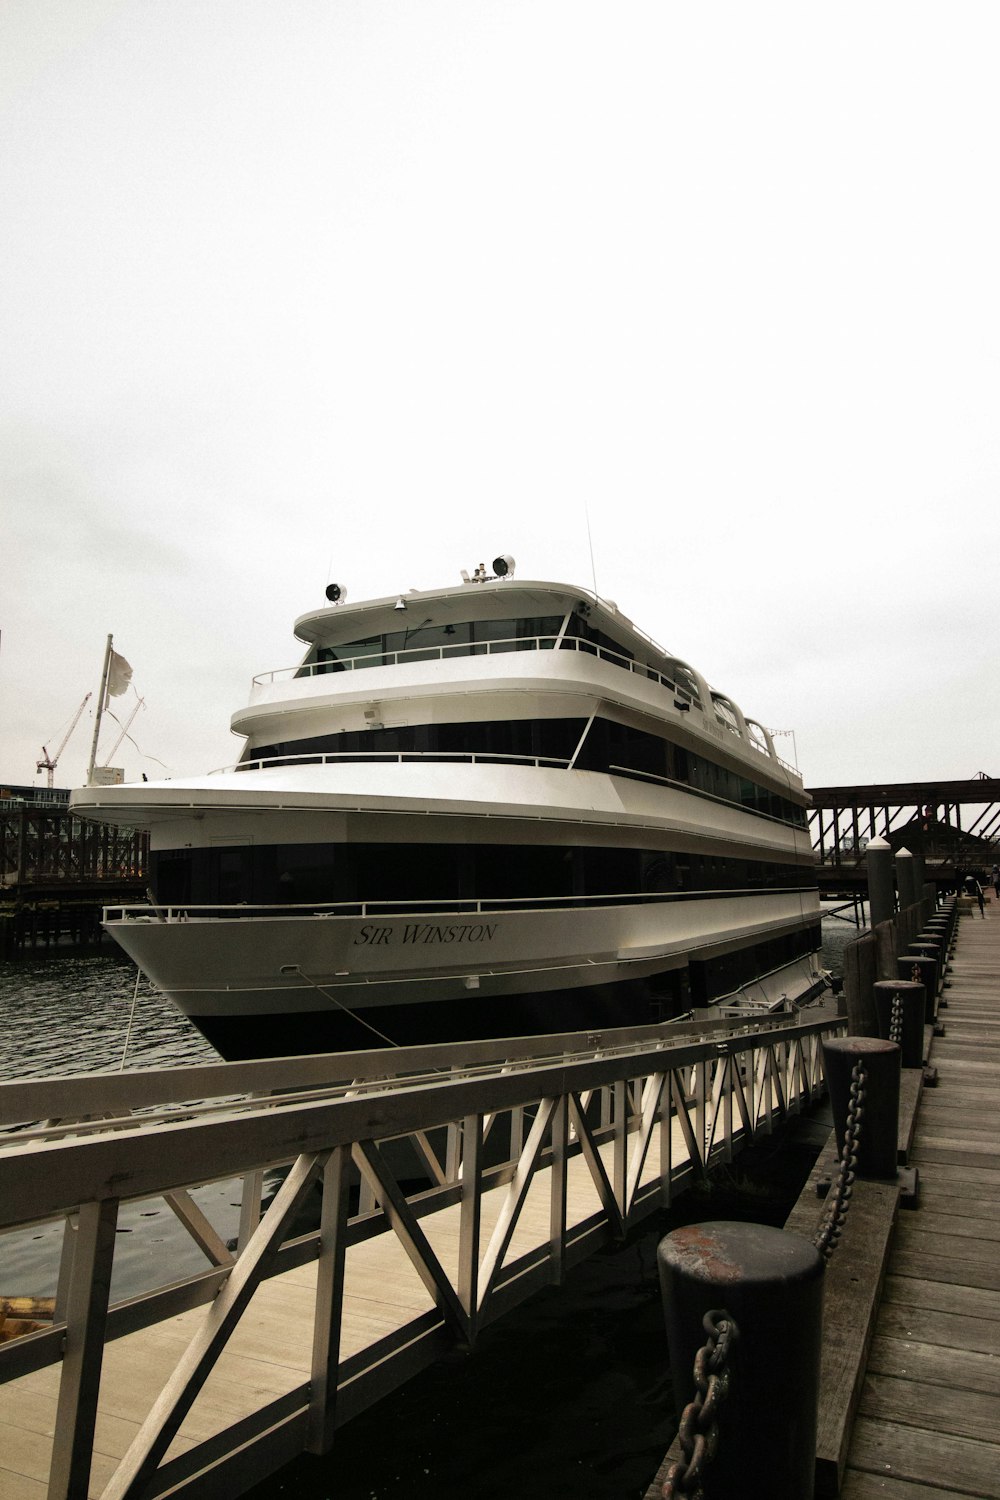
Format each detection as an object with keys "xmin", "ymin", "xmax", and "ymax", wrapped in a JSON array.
[{"xmin": 243, "ymin": 578, "xmax": 795, "ymax": 782}]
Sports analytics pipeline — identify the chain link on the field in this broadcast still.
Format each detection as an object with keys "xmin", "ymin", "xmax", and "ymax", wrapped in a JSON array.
[
  {"xmin": 662, "ymin": 1309, "xmax": 738, "ymax": 1499},
  {"xmin": 889, "ymin": 989, "xmax": 903, "ymax": 1045},
  {"xmin": 814, "ymin": 1056, "xmax": 867, "ymax": 1263}
]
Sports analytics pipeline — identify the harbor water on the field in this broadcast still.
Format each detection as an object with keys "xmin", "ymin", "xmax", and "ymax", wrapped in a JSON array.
[{"xmin": 0, "ymin": 935, "xmax": 841, "ymax": 1498}]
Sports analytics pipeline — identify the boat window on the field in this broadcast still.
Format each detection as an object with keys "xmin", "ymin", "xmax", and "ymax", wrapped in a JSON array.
[
  {"xmin": 150, "ymin": 842, "xmax": 817, "ymax": 908},
  {"xmin": 242, "ymin": 715, "xmax": 809, "ymax": 827},
  {"xmin": 296, "ymin": 616, "xmax": 563, "ymax": 677},
  {"xmin": 306, "ymin": 637, "xmax": 384, "ymax": 674},
  {"xmin": 383, "ymin": 622, "xmax": 473, "ymax": 659},
  {"xmin": 672, "ymin": 666, "xmax": 701, "ymax": 705},
  {"xmin": 714, "ymin": 700, "xmax": 739, "ymax": 732},
  {"xmin": 563, "ymin": 613, "xmax": 634, "ymax": 663}
]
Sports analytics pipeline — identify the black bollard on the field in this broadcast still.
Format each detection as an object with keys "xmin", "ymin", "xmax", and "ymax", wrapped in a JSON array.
[
  {"xmin": 910, "ymin": 941, "xmax": 942, "ymax": 994},
  {"xmin": 823, "ymin": 1036, "xmax": 900, "ymax": 1180},
  {"xmin": 898, "ymin": 953, "xmax": 937, "ymax": 1021},
  {"xmin": 915, "ymin": 932, "xmax": 950, "ymax": 995},
  {"xmin": 657, "ymin": 1221, "xmax": 823, "ymax": 1500},
  {"xmin": 873, "ymin": 980, "xmax": 924, "ymax": 1068},
  {"xmin": 923, "ymin": 920, "xmax": 954, "ymax": 953}
]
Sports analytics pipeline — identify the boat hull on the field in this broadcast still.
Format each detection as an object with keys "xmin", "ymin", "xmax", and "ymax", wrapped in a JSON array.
[{"xmin": 105, "ymin": 891, "xmax": 821, "ymax": 1058}]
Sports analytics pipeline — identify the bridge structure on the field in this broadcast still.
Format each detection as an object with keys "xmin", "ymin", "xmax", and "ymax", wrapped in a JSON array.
[
  {"xmin": 807, "ymin": 775, "xmax": 1000, "ymax": 887},
  {"xmin": 0, "ymin": 787, "xmax": 147, "ymax": 951}
]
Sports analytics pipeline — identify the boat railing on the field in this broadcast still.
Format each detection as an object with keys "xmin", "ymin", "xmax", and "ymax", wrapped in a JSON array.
[
  {"xmin": 243, "ymin": 636, "xmax": 801, "ymax": 770},
  {"xmin": 606, "ymin": 763, "xmax": 806, "ymax": 825},
  {"xmin": 252, "ymin": 633, "xmax": 700, "ymax": 706},
  {"xmin": 103, "ymin": 883, "xmax": 819, "ymax": 924},
  {"xmin": 211, "ymin": 749, "xmax": 574, "ymax": 775},
  {"xmin": 206, "ymin": 746, "xmax": 802, "ymax": 814}
]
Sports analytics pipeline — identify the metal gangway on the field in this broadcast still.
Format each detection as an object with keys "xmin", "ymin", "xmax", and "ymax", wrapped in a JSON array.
[{"xmin": 0, "ymin": 1005, "xmax": 845, "ymax": 1500}]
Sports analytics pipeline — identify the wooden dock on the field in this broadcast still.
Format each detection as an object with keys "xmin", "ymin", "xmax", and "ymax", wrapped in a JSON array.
[
  {"xmin": 643, "ymin": 896, "xmax": 1000, "ymax": 1499},
  {"xmin": 841, "ymin": 907, "xmax": 1000, "ymax": 1498}
]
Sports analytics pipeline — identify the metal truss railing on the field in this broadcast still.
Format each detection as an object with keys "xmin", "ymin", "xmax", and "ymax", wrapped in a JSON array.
[{"xmin": 0, "ymin": 1010, "xmax": 843, "ymax": 1500}]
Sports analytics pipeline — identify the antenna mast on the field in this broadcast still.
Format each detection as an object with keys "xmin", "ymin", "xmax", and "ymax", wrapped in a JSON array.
[
  {"xmin": 86, "ymin": 635, "xmax": 114, "ymax": 786},
  {"xmin": 584, "ymin": 504, "xmax": 598, "ymax": 596}
]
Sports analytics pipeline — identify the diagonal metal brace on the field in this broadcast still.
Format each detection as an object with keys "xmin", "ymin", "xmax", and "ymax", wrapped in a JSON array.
[{"xmin": 101, "ymin": 1151, "xmax": 327, "ymax": 1500}]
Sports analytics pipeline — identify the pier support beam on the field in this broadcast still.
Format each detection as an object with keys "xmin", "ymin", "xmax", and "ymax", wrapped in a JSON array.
[
  {"xmin": 865, "ymin": 836, "xmax": 895, "ymax": 928},
  {"xmin": 895, "ymin": 847, "xmax": 918, "ymax": 912}
]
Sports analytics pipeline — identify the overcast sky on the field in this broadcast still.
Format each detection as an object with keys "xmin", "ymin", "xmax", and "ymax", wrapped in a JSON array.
[{"xmin": 2, "ymin": 1, "xmax": 998, "ymax": 795}]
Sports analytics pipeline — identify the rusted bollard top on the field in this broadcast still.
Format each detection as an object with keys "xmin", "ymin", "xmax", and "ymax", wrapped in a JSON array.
[
  {"xmin": 659, "ymin": 1220, "xmax": 823, "ymax": 1289},
  {"xmin": 823, "ymin": 1036, "xmax": 899, "ymax": 1059}
]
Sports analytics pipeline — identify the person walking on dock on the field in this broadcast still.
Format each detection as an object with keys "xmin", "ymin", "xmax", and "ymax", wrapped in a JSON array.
[
  {"xmin": 964, "ymin": 872, "xmax": 986, "ymax": 916},
  {"xmin": 992, "ymin": 864, "xmax": 1000, "ymax": 901}
]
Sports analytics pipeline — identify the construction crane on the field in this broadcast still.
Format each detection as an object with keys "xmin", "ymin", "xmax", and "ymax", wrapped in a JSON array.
[{"xmin": 37, "ymin": 693, "xmax": 92, "ymax": 789}]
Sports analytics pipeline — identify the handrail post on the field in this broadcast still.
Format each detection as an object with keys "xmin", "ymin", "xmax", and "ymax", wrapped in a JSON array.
[
  {"xmin": 457, "ymin": 1113, "xmax": 483, "ymax": 1343},
  {"xmin": 48, "ymin": 1197, "xmax": 119, "ymax": 1500},
  {"xmin": 548, "ymin": 1093, "xmax": 569, "ymax": 1283},
  {"xmin": 306, "ymin": 1145, "xmax": 351, "ymax": 1454}
]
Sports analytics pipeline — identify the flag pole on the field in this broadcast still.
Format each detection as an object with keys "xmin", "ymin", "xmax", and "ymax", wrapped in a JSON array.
[{"xmin": 87, "ymin": 634, "xmax": 113, "ymax": 785}]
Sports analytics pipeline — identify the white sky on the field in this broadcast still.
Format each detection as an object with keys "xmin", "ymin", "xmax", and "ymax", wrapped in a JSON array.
[{"xmin": 2, "ymin": 1, "xmax": 998, "ymax": 793}]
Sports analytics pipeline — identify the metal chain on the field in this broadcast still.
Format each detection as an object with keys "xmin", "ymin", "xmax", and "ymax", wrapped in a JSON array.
[
  {"xmin": 814, "ymin": 1057, "xmax": 867, "ymax": 1263},
  {"xmin": 662, "ymin": 1309, "xmax": 738, "ymax": 1499},
  {"xmin": 889, "ymin": 990, "xmax": 903, "ymax": 1045}
]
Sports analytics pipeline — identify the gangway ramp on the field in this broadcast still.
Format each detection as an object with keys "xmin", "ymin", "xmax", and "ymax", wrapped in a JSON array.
[{"xmin": 0, "ymin": 1009, "xmax": 843, "ymax": 1500}]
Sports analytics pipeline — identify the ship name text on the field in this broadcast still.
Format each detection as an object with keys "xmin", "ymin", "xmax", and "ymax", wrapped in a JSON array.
[{"xmin": 353, "ymin": 921, "xmax": 498, "ymax": 948}]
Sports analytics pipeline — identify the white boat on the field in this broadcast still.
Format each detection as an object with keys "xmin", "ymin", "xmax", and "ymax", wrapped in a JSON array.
[{"xmin": 71, "ymin": 561, "xmax": 822, "ymax": 1058}]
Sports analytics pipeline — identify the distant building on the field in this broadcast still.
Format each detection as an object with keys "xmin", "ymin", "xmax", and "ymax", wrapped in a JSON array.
[{"xmin": 0, "ymin": 783, "xmax": 71, "ymax": 807}]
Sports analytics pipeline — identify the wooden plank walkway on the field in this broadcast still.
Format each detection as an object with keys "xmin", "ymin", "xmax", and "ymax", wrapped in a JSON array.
[{"xmin": 842, "ymin": 906, "xmax": 1000, "ymax": 1499}]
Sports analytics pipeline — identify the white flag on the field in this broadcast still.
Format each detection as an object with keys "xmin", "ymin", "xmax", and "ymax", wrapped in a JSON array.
[{"xmin": 107, "ymin": 650, "xmax": 133, "ymax": 698}]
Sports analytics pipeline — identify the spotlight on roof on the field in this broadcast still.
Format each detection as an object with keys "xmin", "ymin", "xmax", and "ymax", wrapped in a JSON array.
[
  {"xmin": 492, "ymin": 555, "xmax": 516, "ymax": 578},
  {"xmin": 325, "ymin": 583, "xmax": 346, "ymax": 604}
]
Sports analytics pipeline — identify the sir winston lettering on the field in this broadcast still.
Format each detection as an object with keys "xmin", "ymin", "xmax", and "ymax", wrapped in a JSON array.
[{"xmin": 353, "ymin": 922, "xmax": 498, "ymax": 947}]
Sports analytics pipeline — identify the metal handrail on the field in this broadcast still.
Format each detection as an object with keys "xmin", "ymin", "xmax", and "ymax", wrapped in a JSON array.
[
  {"xmin": 103, "ymin": 883, "xmax": 818, "ymax": 924},
  {"xmin": 212, "ymin": 748, "xmax": 573, "ymax": 775},
  {"xmin": 252, "ymin": 632, "xmax": 695, "ymax": 702},
  {"xmin": 0, "ymin": 1009, "xmax": 842, "ymax": 1500},
  {"xmin": 209, "ymin": 743, "xmax": 799, "ymax": 790},
  {"xmin": 241, "ymin": 636, "xmax": 807, "ymax": 774},
  {"xmin": 605, "ymin": 762, "xmax": 806, "ymax": 824}
]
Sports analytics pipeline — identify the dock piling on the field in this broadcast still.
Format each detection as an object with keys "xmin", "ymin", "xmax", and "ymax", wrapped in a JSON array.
[
  {"xmin": 822, "ymin": 1037, "xmax": 900, "ymax": 1182},
  {"xmin": 657, "ymin": 1220, "xmax": 824, "ymax": 1499},
  {"xmin": 872, "ymin": 980, "xmax": 925, "ymax": 1068}
]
